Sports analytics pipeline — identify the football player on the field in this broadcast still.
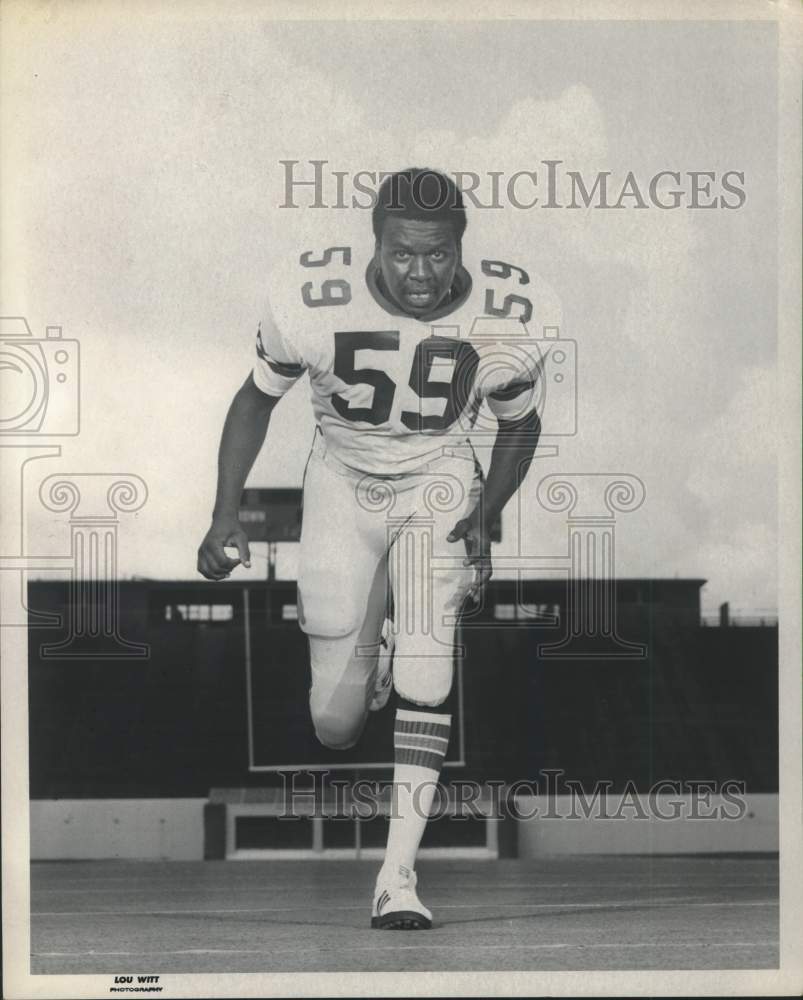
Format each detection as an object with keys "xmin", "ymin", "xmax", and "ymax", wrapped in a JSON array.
[{"xmin": 198, "ymin": 168, "xmax": 544, "ymax": 929}]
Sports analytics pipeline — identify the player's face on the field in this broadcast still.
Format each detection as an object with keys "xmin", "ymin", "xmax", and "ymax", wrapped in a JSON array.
[{"xmin": 376, "ymin": 218, "xmax": 460, "ymax": 316}]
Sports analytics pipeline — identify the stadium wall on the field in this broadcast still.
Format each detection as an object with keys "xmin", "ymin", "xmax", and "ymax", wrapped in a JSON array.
[
  {"xmin": 28, "ymin": 792, "xmax": 778, "ymax": 860},
  {"xmin": 515, "ymin": 792, "xmax": 778, "ymax": 855},
  {"xmin": 30, "ymin": 799, "xmax": 206, "ymax": 860},
  {"xmin": 26, "ymin": 579, "xmax": 778, "ymax": 858}
]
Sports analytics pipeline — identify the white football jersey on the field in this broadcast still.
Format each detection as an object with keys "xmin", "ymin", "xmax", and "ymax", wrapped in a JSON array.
[{"xmin": 252, "ymin": 231, "xmax": 551, "ymax": 476}]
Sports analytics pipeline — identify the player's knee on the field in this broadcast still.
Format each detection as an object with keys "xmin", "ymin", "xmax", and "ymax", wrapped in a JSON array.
[
  {"xmin": 393, "ymin": 629, "xmax": 454, "ymax": 706},
  {"xmin": 297, "ymin": 582, "xmax": 362, "ymax": 638},
  {"xmin": 314, "ymin": 723, "xmax": 360, "ymax": 751},
  {"xmin": 393, "ymin": 658, "xmax": 453, "ymax": 708},
  {"xmin": 308, "ymin": 673, "xmax": 369, "ymax": 751},
  {"xmin": 310, "ymin": 703, "xmax": 362, "ymax": 750}
]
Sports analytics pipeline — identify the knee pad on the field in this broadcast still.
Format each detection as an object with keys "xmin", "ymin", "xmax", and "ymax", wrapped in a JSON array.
[
  {"xmin": 297, "ymin": 580, "xmax": 363, "ymax": 638},
  {"xmin": 392, "ymin": 633, "xmax": 454, "ymax": 708},
  {"xmin": 307, "ymin": 638, "xmax": 373, "ymax": 750},
  {"xmin": 309, "ymin": 672, "xmax": 369, "ymax": 749},
  {"xmin": 311, "ymin": 714, "xmax": 362, "ymax": 751}
]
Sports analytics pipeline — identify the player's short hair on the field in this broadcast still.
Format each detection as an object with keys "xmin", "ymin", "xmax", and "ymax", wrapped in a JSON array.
[{"xmin": 372, "ymin": 168, "xmax": 467, "ymax": 244}]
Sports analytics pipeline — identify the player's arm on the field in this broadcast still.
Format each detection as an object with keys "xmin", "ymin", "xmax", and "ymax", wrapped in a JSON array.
[
  {"xmin": 479, "ymin": 407, "xmax": 541, "ymax": 520},
  {"xmin": 448, "ymin": 347, "xmax": 544, "ymax": 599},
  {"xmin": 447, "ymin": 408, "xmax": 540, "ymax": 600},
  {"xmin": 197, "ymin": 375, "xmax": 281, "ymax": 580},
  {"xmin": 197, "ymin": 306, "xmax": 306, "ymax": 581}
]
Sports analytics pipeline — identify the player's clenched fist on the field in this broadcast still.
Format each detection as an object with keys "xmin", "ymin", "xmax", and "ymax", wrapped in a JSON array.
[{"xmin": 197, "ymin": 516, "xmax": 251, "ymax": 581}]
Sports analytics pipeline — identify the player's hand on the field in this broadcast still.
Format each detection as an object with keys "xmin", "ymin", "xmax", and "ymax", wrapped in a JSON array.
[
  {"xmin": 197, "ymin": 516, "xmax": 251, "ymax": 581},
  {"xmin": 447, "ymin": 508, "xmax": 493, "ymax": 603}
]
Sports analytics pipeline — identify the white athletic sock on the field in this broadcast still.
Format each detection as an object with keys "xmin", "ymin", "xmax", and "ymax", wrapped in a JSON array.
[{"xmin": 381, "ymin": 708, "xmax": 451, "ymax": 876}]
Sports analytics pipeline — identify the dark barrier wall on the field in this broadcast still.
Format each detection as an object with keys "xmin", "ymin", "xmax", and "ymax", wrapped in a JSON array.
[{"xmin": 27, "ymin": 580, "xmax": 778, "ymax": 798}]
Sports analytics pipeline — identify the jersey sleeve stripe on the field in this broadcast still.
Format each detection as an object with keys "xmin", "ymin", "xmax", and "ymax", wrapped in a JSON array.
[
  {"xmin": 256, "ymin": 330, "xmax": 304, "ymax": 379},
  {"xmin": 264, "ymin": 356, "xmax": 305, "ymax": 377},
  {"xmin": 255, "ymin": 331, "xmax": 305, "ymax": 376}
]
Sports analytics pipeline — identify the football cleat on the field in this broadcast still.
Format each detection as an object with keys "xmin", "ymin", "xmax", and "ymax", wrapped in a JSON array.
[
  {"xmin": 371, "ymin": 864, "xmax": 432, "ymax": 930},
  {"xmin": 369, "ymin": 624, "xmax": 394, "ymax": 712}
]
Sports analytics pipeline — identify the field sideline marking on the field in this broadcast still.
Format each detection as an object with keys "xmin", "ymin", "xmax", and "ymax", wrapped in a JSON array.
[
  {"xmin": 33, "ymin": 940, "xmax": 780, "ymax": 958},
  {"xmin": 32, "ymin": 898, "xmax": 776, "ymax": 917},
  {"xmin": 31, "ymin": 880, "xmax": 776, "ymax": 896}
]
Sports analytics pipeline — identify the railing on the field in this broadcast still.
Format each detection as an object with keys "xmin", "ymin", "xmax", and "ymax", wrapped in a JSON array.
[{"xmin": 701, "ymin": 612, "xmax": 778, "ymax": 627}]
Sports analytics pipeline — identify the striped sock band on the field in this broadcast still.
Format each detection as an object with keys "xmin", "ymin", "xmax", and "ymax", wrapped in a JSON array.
[{"xmin": 394, "ymin": 708, "xmax": 451, "ymax": 772}]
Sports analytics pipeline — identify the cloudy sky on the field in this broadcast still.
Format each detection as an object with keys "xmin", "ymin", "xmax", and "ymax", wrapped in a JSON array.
[{"xmin": 4, "ymin": 12, "xmax": 778, "ymax": 614}]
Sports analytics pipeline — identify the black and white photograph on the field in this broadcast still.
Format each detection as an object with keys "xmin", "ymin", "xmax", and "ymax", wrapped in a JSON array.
[{"xmin": 2, "ymin": 2, "xmax": 801, "ymax": 997}]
